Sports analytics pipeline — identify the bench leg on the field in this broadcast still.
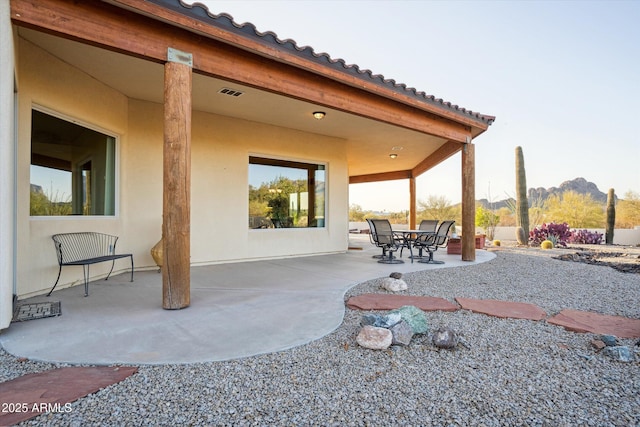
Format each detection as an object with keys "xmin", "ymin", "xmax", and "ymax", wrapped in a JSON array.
[
  {"xmin": 105, "ymin": 256, "xmax": 134, "ymax": 283},
  {"xmin": 83, "ymin": 265, "xmax": 90, "ymax": 297},
  {"xmin": 47, "ymin": 265, "xmax": 63, "ymax": 297},
  {"xmin": 105, "ymin": 259, "xmax": 116, "ymax": 281}
]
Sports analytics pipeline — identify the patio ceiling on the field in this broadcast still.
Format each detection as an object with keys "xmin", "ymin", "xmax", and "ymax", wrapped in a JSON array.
[{"xmin": 16, "ymin": 6, "xmax": 465, "ymax": 181}]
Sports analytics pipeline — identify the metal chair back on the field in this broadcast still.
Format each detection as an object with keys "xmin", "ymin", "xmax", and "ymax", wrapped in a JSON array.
[
  {"xmin": 370, "ymin": 219, "xmax": 395, "ymax": 246},
  {"xmin": 434, "ymin": 220, "xmax": 456, "ymax": 246},
  {"xmin": 418, "ymin": 219, "xmax": 439, "ymax": 232}
]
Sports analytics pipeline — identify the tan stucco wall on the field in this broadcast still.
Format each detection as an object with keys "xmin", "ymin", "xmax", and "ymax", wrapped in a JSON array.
[
  {"xmin": 0, "ymin": 3, "xmax": 16, "ymax": 329},
  {"xmin": 17, "ymin": 38, "xmax": 129, "ymax": 297},
  {"xmin": 16, "ymin": 38, "xmax": 349, "ymax": 298},
  {"xmin": 125, "ymin": 101, "xmax": 349, "ymax": 267}
]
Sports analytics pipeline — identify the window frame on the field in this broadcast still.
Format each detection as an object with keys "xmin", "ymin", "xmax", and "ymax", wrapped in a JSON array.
[
  {"xmin": 29, "ymin": 105, "xmax": 120, "ymax": 218},
  {"xmin": 248, "ymin": 155, "xmax": 327, "ymax": 230}
]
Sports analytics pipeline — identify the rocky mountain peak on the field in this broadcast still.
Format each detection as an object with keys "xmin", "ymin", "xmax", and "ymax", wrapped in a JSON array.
[
  {"xmin": 477, "ymin": 177, "xmax": 615, "ymax": 209},
  {"xmin": 529, "ymin": 177, "xmax": 611, "ymax": 204}
]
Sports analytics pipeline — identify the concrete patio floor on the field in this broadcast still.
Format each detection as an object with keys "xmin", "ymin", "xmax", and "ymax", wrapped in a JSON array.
[{"xmin": 0, "ymin": 235, "xmax": 495, "ymax": 365}]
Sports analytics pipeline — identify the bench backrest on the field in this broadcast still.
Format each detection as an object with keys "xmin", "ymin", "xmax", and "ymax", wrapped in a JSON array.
[{"xmin": 52, "ymin": 232, "xmax": 119, "ymax": 264}]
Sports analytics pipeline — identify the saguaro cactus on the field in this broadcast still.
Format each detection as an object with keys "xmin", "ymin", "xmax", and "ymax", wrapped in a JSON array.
[
  {"xmin": 515, "ymin": 146, "xmax": 529, "ymax": 245},
  {"xmin": 606, "ymin": 188, "xmax": 615, "ymax": 245}
]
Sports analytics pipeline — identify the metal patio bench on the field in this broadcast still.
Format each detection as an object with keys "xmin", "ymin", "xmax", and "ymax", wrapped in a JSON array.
[{"xmin": 47, "ymin": 232, "xmax": 134, "ymax": 297}]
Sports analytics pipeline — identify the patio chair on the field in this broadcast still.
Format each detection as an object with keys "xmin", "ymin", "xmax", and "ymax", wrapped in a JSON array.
[
  {"xmin": 417, "ymin": 220, "xmax": 455, "ymax": 264},
  {"xmin": 369, "ymin": 219, "xmax": 404, "ymax": 264},
  {"xmin": 410, "ymin": 219, "xmax": 439, "ymax": 259},
  {"xmin": 366, "ymin": 219, "xmax": 393, "ymax": 260}
]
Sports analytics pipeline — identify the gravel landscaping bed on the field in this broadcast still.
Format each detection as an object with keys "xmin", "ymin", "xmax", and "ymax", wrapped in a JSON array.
[{"xmin": 2, "ymin": 247, "xmax": 639, "ymax": 426}]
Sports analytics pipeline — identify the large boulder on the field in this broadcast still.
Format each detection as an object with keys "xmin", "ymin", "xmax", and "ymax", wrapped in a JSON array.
[
  {"xmin": 389, "ymin": 305, "xmax": 429, "ymax": 334},
  {"xmin": 356, "ymin": 326, "xmax": 393, "ymax": 350},
  {"xmin": 389, "ymin": 320, "xmax": 414, "ymax": 346},
  {"xmin": 432, "ymin": 327, "xmax": 459, "ymax": 349},
  {"xmin": 381, "ymin": 277, "xmax": 408, "ymax": 292}
]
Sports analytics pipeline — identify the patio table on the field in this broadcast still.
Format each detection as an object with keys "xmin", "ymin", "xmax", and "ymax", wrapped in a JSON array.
[{"xmin": 395, "ymin": 229, "xmax": 436, "ymax": 263}]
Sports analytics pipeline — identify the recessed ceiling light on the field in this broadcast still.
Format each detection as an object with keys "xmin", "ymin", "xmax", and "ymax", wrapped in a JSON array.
[
  {"xmin": 312, "ymin": 111, "xmax": 326, "ymax": 120},
  {"xmin": 389, "ymin": 153, "xmax": 398, "ymax": 159}
]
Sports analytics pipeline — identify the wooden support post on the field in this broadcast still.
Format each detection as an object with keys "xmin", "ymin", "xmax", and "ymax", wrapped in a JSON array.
[
  {"xmin": 163, "ymin": 49, "xmax": 192, "ymax": 309},
  {"xmin": 409, "ymin": 177, "xmax": 416, "ymax": 230},
  {"xmin": 461, "ymin": 140, "xmax": 476, "ymax": 261}
]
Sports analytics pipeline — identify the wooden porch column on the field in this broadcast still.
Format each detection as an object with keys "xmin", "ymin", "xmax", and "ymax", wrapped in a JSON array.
[
  {"xmin": 162, "ymin": 49, "xmax": 192, "ymax": 309},
  {"xmin": 461, "ymin": 140, "xmax": 476, "ymax": 261},
  {"xmin": 409, "ymin": 177, "xmax": 416, "ymax": 229}
]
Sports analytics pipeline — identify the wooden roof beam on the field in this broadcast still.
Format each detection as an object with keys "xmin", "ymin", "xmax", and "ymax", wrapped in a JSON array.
[
  {"xmin": 349, "ymin": 170, "xmax": 412, "ymax": 184},
  {"xmin": 411, "ymin": 140, "xmax": 463, "ymax": 178}
]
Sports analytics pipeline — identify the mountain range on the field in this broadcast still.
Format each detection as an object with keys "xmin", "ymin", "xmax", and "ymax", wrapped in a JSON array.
[{"xmin": 477, "ymin": 177, "xmax": 616, "ymax": 210}]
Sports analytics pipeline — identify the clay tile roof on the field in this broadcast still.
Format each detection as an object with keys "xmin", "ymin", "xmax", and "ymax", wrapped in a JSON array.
[{"xmin": 151, "ymin": 0, "xmax": 495, "ymax": 126}]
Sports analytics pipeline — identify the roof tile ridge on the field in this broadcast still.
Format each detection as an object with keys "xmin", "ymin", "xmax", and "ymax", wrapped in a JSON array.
[{"xmin": 175, "ymin": 1, "xmax": 494, "ymax": 125}]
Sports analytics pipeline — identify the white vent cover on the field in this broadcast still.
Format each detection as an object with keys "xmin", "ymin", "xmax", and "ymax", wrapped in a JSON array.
[{"xmin": 218, "ymin": 88, "xmax": 244, "ymax": 97}]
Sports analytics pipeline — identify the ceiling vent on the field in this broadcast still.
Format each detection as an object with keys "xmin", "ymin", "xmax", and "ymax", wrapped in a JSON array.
[{"xmin": 218, "ymin": 88, "xmax": 244, "ymax": 97}]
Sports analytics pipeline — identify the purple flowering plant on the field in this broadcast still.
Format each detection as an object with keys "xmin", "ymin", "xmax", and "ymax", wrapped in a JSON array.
[
  {"xmin": 529, "ymin": 222, "xmax": 572, "ymax": 247},
  {"xmin": 567, "ymin": 229, "xmax": 604, "ymax": 245}
]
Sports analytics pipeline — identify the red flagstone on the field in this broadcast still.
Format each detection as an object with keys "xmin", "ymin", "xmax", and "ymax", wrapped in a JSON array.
[
  {"xmin": 346, "ymin": 294, "xmax": 459, "ymax": 312},
  {"xmin": 548, "ymin": 309, "xmax": 640, "ymax": 338},
  {"xmin": 0, "ymin": 366, "xmax": 137, "ymax": 425},
  {"xmin": 455, "ymin": 297, "xmax": 547, "ymax": 321}
]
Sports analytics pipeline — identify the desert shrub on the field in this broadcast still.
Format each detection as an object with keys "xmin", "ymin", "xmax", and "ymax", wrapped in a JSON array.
[
  {"xmin": 568, "ymin": 229, "xmax": 603, "ymax": 245},
  {"xmin": 540, "ymin": 240, "xmax": 554, "ymax": 249},
  {"xmin": 529, "ymin": 222, "xmax": 571, "ymax": 247}
]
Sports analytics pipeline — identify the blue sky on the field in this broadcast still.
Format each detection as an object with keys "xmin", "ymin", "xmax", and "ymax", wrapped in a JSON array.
[{"xmin": 200, "ymin": 1, "xmax": 639, "ymax": 210}]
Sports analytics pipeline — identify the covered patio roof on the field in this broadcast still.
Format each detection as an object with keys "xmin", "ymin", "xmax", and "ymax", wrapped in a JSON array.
[{"xmin": 12, "ymin": 0, "xmax": 494, "ymax": 180}]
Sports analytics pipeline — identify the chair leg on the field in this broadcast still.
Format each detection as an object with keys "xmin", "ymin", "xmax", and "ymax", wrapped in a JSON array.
[
  {"xmin": 377, "ymin": 248, "xmax": 404, "ymax": 264},
  {"xmin": 47, "ymin": 265, "xmax": 63, "ymax": 297},
  {"xmin": 418, "ymin": 249, "xmax": 445, "ymax": 264},
  {"xmin": 130, "ymin": 255, "xmax": 134, "ymax": 282},
  {"xmin": 372, "ymin": 248, "xmax": 386, "ymax": 259}
]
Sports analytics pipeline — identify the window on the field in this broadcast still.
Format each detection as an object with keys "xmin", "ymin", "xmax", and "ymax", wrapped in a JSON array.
[
  {"xmin": 249, "ymin": 156, "xmax": 325, "ymax": 229},
  {"xmin": 30, "ymin": 109, "xmax": 116, "ymax": 216}
]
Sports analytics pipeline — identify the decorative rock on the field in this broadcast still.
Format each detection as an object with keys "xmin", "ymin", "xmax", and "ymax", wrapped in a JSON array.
[
  {"xmin": 360, "ymin": 314, "xmax": 384, "ymax": 327},
  {"xmin": 456, "ymin": 297, "xmax": 547, "ymax": 321},
  {"xmin": 356, "ymin": 326, "xmax": 393, "ymax": 350},
  {"xmin": 432, "ymin": 327, "xmax": 459, "ymax": 349},
  {"xmin": 600, "ymin": 335, "xmax": 618, "ymax": 347},
  {"xmin": 602, "ymin": 346, "xmax": 635, "ymax": 362},
  {"xmin": 360, "ymin": 313, "xmax": 403, "ymax": 329},
  {"xmin": 389, "ymin": 272, "xmax": 403, "ymax": 279},
  {"xmin": 590, "ymin": 339, "xmax": 606, "ymax": 351},
  {"xmin": 389, "ymin": 306, "xmax": 428, "ymax": 334},
  {"xmin": 379, "ymin": 312, "xmax": 403, "ymax": 328},
  {"xmin": 346, "ymin": 294, "xmax": 459, "ymax": 312},
  {"xmin": 381, "ymin": 277, "xmax": 408, "ymax": 292},
  {"xmin": 389, "ymin": 320, "xmax": 414, "ymax": 346},
  {"xmin": 548, "ymin": 309, "xmax": 640, "ymax": 338}
]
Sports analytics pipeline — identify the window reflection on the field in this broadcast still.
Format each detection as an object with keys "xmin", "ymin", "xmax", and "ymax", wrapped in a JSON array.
[
  {"xmin": 249, "ymin": 157, "xmax": 325, "ymax": 229},
  {"xmin": 30, "ymin": 109, "xmax": 116, "ymax": 216}
]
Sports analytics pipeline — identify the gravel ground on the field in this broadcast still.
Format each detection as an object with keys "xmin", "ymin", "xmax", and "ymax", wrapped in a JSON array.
[{"xmin": 2, "ymin": 247, "xmax": 639, "ymax": 426}]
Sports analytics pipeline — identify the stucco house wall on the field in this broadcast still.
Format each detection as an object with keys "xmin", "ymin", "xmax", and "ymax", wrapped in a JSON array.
[
  {"xmin": 0, "ymin": 3, "xmax": 16, "ymax": 327},
  {"xmin": 16, "ymin": 35, "xmax": 348, "ymax": 298}
]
